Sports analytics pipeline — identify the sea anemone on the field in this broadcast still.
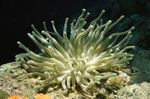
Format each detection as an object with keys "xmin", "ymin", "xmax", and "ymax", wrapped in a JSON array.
[{"xmin": 15, "ymin": 9, "xmax": 134, "ymax": 97}]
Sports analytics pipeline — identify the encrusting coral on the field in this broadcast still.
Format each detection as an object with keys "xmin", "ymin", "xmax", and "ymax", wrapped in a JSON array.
[{"xmin": 15, "ymin": 9, "xmax": 135, "ymax": 98}]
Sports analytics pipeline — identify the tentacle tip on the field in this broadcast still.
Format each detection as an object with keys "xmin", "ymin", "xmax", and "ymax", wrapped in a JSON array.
[
  {"xmin": 132, "ymin": 46, "xmax": 136, "ymax": 49},
  {"xmin": 41, "ymin": 30, "xmax": 45, "ymax": 33},
  {"xmin": 43, "ymin": 21, "xmax": 46, "ymax": 24},
  {"xmin": 30, "ymin": 24, "xmax": 34, "ymax": 27},
  {"xmin": 131, "ymin": 26, "xmax": 135, "ymax": 30},
  {"xmin": 89, "ymin": 25, "xmax": 94, "ymax": 28},
  {"xmin": 82, "ymin": 8, "xmax": 86, "ymax": 12},
  {"xmin": 102, "ymin": 9, "xmax": 105, "ymax": 13},
  {"xmin": 121, "ymin": 15, "xmax": 125, "ymax": 18},
  {"xmin": 87, "ymin": 12, "xmax": 90, "ymax": 15},
  {"xmin": 51, "ymin": 20, "xmax": 54, "ymax": 23},
  {"xmin": 17, "ymin": 41, "xmax": 21, "ymax": 45},
  {"xmin": 27, "ymin": 33, "xmax": 31, "ymax": 36},
  {"xmin": 108, "ymin": 20, "xmax": 112, "ymax": 24},
  {"xmin": 31, "ymin": 31, "xmax": 35, "ymax": 33},
  {"xmin": 66, "ymin": 17, "xmax": 69, "ymax": 20},
  {"xmin": 128, "ymin": 31, "xmax": 132, "ymax": 34}
]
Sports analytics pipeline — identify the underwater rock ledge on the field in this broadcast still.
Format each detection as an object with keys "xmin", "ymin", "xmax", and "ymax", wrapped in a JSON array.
[{"xmin": 0, "ymin": 62, "xmax": 150, "ymax": 99}]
